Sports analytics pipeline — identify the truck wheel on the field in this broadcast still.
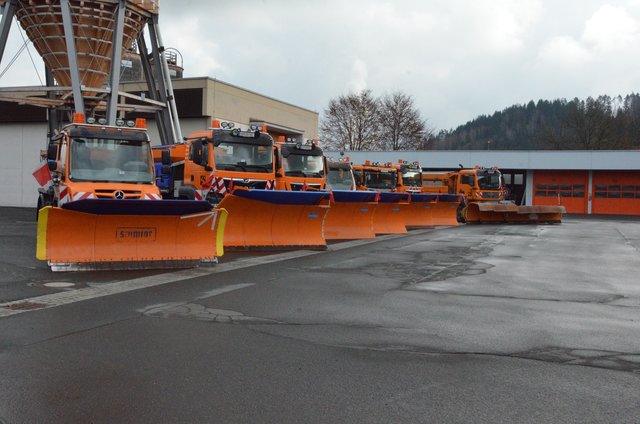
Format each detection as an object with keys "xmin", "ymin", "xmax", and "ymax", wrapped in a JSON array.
[
  {"xmin": 36, "ymin": 194, "xmax": 55, "ymax": 221},
  {"xmin": 457, "ymin": 204, "xmax": 467, "ymax": 223},
  {"xmin": 36, "ymin": 196, "xmax": 43, "ymax": 221},
  {"xmin": 177, "ymin": 186, "xmax": 196, "ymax": 200}
]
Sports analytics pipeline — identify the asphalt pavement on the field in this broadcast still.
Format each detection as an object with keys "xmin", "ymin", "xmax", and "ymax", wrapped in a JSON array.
[{"xmin": 0, "ymin": 207, "xmax": 639, "ymax": 423}]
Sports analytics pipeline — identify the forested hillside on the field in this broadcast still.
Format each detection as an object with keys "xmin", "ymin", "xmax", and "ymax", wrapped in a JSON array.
[{"xmin": 431, "ymin": 94, "xmax": 640, "ymax": 150}]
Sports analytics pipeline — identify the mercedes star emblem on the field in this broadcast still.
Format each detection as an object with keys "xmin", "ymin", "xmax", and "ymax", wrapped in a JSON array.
[{"xmin": 114, "ymin": 191, "xmax": 125, "ymax": 199}]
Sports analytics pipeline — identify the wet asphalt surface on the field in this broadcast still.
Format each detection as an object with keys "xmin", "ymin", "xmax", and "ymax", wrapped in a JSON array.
[{"xmin": 0, "ymin": 207, "xmax": 639, "ymax": 423}]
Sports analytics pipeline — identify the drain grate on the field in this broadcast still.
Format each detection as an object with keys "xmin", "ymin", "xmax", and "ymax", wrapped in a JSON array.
[{"xmin": 4, "ymin": 302, "xmax": 47, "ymax": 311}]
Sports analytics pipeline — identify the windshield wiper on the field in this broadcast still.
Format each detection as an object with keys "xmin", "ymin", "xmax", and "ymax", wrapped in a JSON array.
[
  {"xmin": 285, "ymin": 170, "xmax": 305, "ymax": 176},
  {"xmin": 216, "ymin": 164, "xmax": 234, "ymax": 170},
  {"xmin": 245, "ymin": 164, "xmax": 272, "ymax": 171}
]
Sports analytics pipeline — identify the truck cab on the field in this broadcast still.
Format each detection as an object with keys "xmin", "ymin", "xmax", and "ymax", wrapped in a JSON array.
[
  {"xmin": 396, "ymin": 160, "xmax": 423, "ymax": 193},
  {"xmin": 326, "ymin": 159, "xmax": 356, "ymax": 190},
  {"xmin": 153, "ymin": 120, "xmax": 275, "ymax": 202},
  {"xmin": 38, "ymin": 115, "xmax": 159, "ymax": 210},
  {"xmin": 456, "ymin": 167, "xmax": 503, "ymax": 202},
  {"xmin": 352, "ymin": 161, "xmax": 399, "ymax": 192},
  {"xmin": 274, "ymin": 138, "xmax": 326, "ymax": 190}
]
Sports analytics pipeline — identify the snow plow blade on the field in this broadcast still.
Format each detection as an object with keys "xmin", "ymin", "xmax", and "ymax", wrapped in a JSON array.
[
  {"xmin": 429, "ymin": 194, "xmax": 463, "ymax": 226},
  {"xmin": 372, "ymin": 192, "xmax": 410, "ymax": 235},
  {"xmin": 36, "ymin": 199, "xmax": 227, "ymax": 271},
  {"xmin": 403, "ymin": 193, "xmax": 434, "ymax": 228},
  {"xmin": 217, "ymin": 189, "xmax": 331, "ymax": 249},
  {"xmin": 325, "ymin": 190, "xmax": 378, "ymax": 240},
  {"xmin": 465, "ymin": 202, "xmax": 565, "ymax": 224},
  {"xmin": 404, "ymin": 193, "xmax": 462, "ymax": 228}
]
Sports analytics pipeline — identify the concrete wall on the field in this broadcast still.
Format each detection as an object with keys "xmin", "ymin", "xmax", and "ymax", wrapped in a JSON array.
[{"xmin": 0, "ymin": 123, "xmax": 48, "ymax": 207}]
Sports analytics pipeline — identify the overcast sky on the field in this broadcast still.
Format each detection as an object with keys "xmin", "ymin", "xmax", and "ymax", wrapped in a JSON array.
[{"xmin": 2, "ymin": 0, "xmax": 640, "ymax": 130}]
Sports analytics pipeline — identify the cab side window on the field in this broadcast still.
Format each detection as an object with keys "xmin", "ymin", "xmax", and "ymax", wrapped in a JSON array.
[{"xmin": 461, "ymin": 175, "xmax": 475, "ymax": 186}]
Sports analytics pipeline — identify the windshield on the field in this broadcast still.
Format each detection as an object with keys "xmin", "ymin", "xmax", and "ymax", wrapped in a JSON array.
[
  {"xmin": 214, "ymin": 141, "xmax": 273, "ymax": 173},
  {"xmin": 477, "ymin": 171, "xmax": 502, "ymax": 190},
  {"xmin": 364, "ymin": 170, "xmax": 397, "ymax": 190},
  {"xmin": 69, "ymin": 137, "xmax": 153, "ymax": 183},
  {"xmin": 327, "ymin": 168, "xmax": 355, "ymax": 190},
  {"xmin": 283, "ymin": 153, "xmax": 324, "ymax": 177},
  {"xmin": 402, "ymin": 170, "xmax": 422, "ymax": 187}
]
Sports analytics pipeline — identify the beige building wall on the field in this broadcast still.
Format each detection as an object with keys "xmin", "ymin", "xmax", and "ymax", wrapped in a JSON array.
[{"xmin": 174, "ymin": 78, "xmax": 318, "ymax": 138}]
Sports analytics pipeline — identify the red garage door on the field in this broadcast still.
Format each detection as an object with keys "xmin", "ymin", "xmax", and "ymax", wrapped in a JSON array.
[
  {"xmin": 533, "ymin": 171, "xmax": 588, "ymax": 214},
  {"xmin": 592, "ymin": 171, "xmax": 640, "ymax": 215}
]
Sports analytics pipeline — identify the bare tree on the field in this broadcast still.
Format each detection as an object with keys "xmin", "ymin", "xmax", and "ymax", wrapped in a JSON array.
[
  {"xmin": 377, "ymin": 91, "xmax": 432, "ymax": 150},
  {"xmin": 320, "ymin": 90, "xmax": 381, "ymax": 151}
]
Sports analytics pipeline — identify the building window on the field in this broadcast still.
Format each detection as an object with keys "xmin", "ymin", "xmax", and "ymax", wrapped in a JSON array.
[{"xmin": 535, "ymin": 182, "xmax": 587, "ymax": 199}]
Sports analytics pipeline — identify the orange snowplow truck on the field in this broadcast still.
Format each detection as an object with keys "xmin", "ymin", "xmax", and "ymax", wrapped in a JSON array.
[
  {"xmin": 153, "ymin": 120, "xmax": 275, "ymax": 203},
  {"xmin": 351, "ymin": 161, "xmax": 411, "ymax": 234},
  {"xmin": 326, "ymin": 157, "xmax": 356, "ymax": 191},
  {"xmin": 422, "ymin": 166, "xmax": 565, "ymax": 223},
  {"xmin": 153, "ymin": 121, "xmax": 331, "ymax": 249},
  {"xmin": 393, "ymin": 160, "xmax": 462, "ymax": 227},
  {"xmin": 35, "ymin": 115, "xmax": 226, "ymax": 271},
  {"xmin": 274, "ymin": 137, "xmax": 327, "ymax": 190},
  {"xmin": 352, "ymin": 161, "xmax": 400, "ymax": 192}
]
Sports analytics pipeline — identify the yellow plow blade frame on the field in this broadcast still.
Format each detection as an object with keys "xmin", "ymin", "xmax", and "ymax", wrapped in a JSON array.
[
  {"xmin": 217, "ymin": 190, "xmax": 329, "ymax": 249},
  {"xmin": 37, "ymin": 206, "xmax": 227, "ymax": 270}
]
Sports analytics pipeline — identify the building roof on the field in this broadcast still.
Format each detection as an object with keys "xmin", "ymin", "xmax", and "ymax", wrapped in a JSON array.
[{"xmin": 323, "ymin": 150, "xmax": 640, "ymax": 171}]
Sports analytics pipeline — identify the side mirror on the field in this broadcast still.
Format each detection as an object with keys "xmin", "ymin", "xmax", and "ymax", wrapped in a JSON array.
[
  {"xmin": 161, "ymin": 150, "xmax": 171, "ymax": 165},
  {"xmin": 47, "ymin": 143, "xmax": 58, "ymax": 161}
]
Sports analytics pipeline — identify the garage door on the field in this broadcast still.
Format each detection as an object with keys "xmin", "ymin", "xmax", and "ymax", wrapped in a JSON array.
[
  {"xmin": 592, "ymin": 171, "xmax": 640, "ymax": 215},
  {"xmin": 533, "ymin": 171, "xmax": 588, "ymax": 214}
]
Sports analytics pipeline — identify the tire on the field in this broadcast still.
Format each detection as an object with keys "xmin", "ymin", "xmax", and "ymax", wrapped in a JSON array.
[
  {"xmin": 177, "ymin": 186, "xmax": 196, "ymax": 200},
  {"xmin": 456, "ymin": 203, "xmax": 467, "ymax": 223},
  {"xmin": 36, "ymin": 196, "xmax": 43, "ymax": 221}
]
